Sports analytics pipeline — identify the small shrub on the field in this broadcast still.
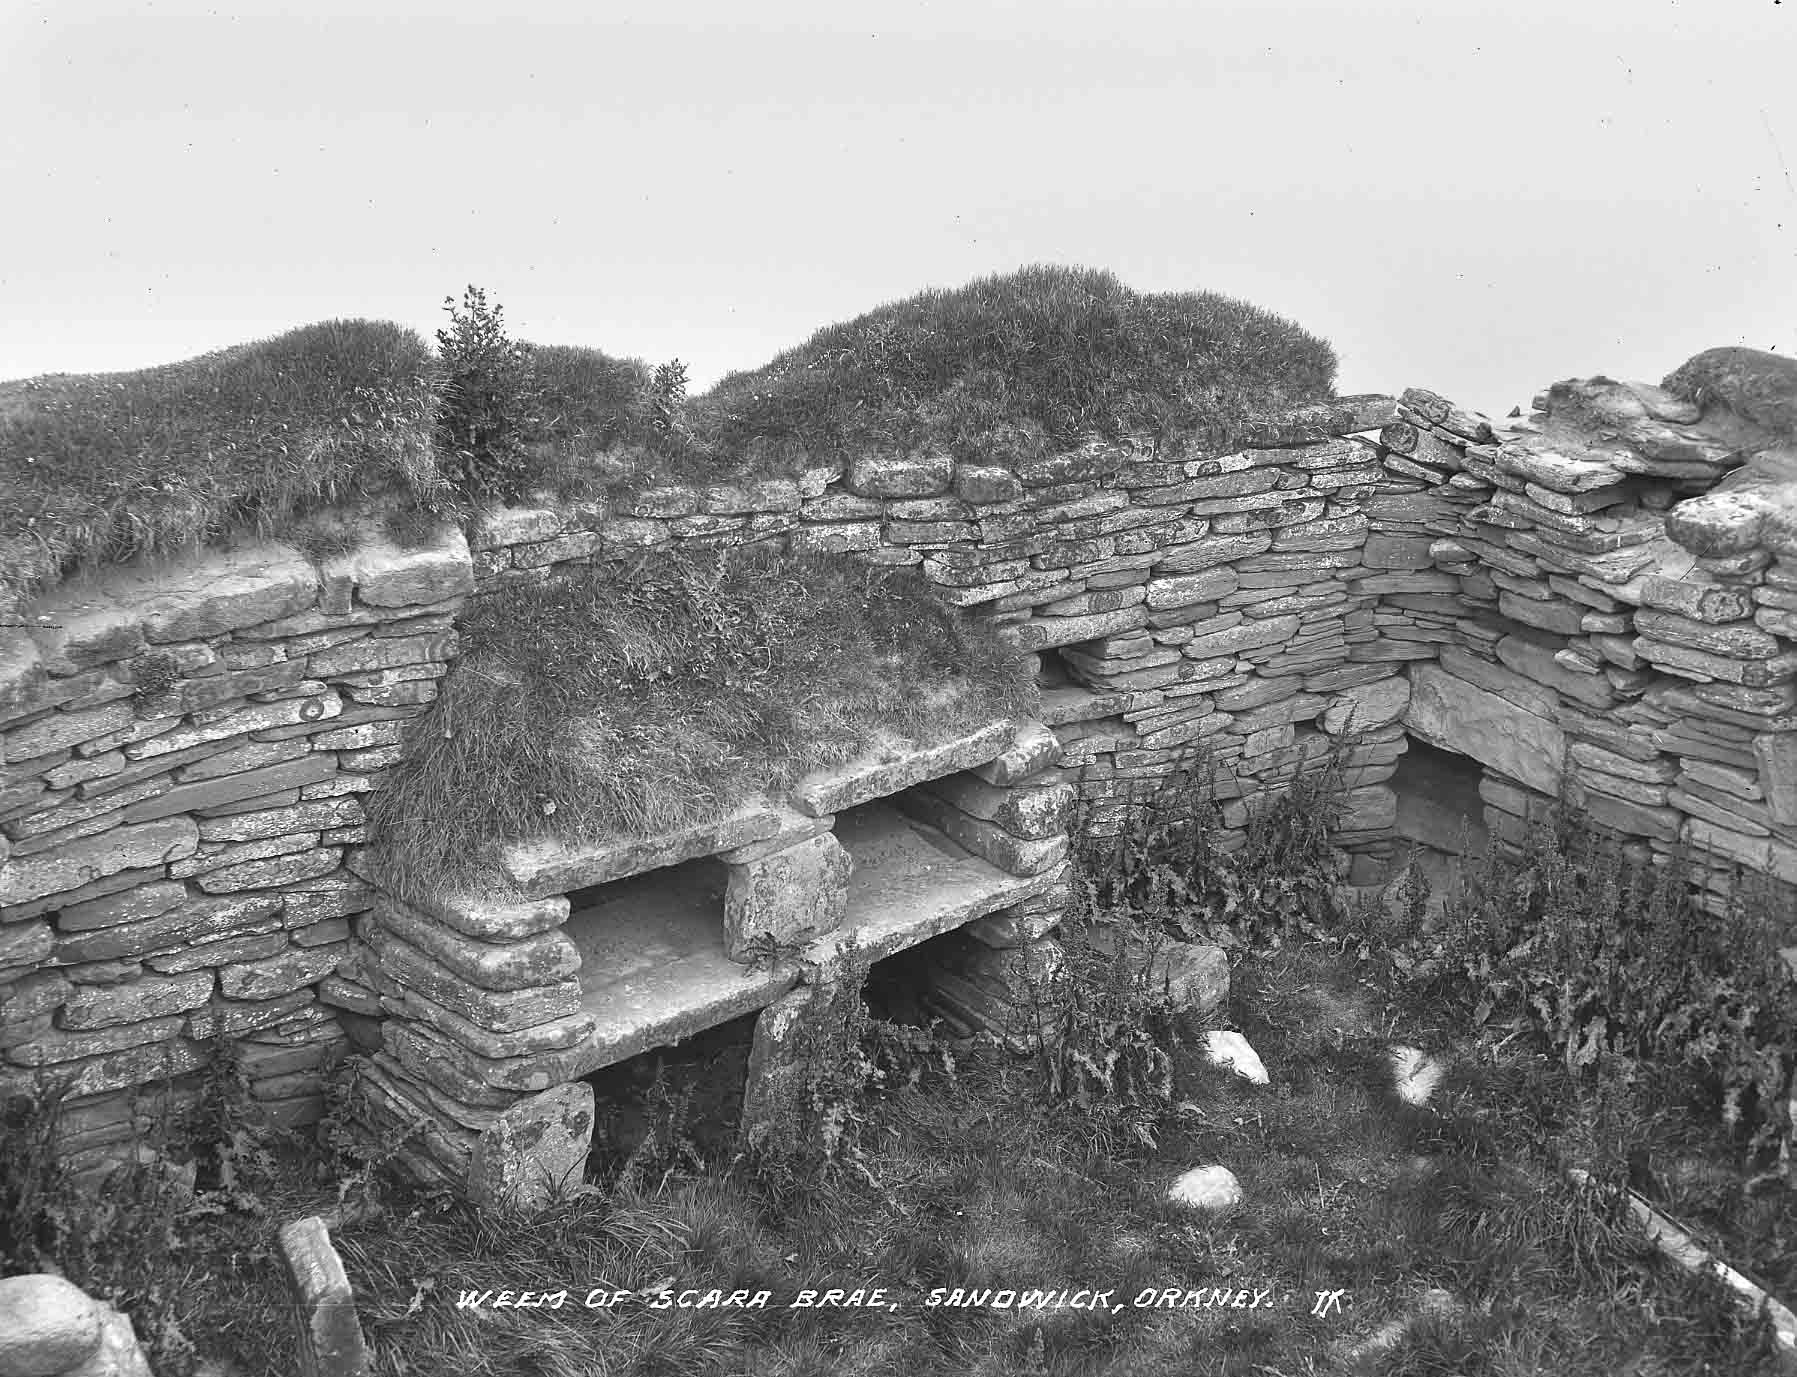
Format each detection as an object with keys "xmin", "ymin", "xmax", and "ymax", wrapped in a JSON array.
[
  {"xmin": 644, "ymin": 358, "xmax": 689, "ymax": 439},
  {"xmin": 433, "ymin": 285, "xmax": 542, "ymax": 505}
]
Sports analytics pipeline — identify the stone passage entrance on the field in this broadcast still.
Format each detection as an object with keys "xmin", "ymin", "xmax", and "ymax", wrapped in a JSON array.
[
  {"xmin": 353, "ymin": 717, "xmax": 1077, "ymax": 1205},
  {"xmin": 1387, "ymin": 737, "xmax": 1489, "ymax": 905}
]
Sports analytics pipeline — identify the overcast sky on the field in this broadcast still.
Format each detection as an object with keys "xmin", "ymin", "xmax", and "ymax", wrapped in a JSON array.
[{"xmin": 1, "ymin": 0, "xmax": 1792, "ymax": 420}]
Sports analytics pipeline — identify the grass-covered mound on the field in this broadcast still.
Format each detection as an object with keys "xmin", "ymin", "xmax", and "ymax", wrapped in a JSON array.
[
  {"xmin": 672, "ymin": 263, "xmax": 1337, "ymax": 471},
  {"xmin": 366, "ymin": 545, "xmax": 1040, "ymax": 901},
  {"xmin": 0, "ymin": 319, "xmax": 443, "ymax": 618},
  {"xmin": 2, "ymin": 267, "xmax": 1337, "ymax": 615},
  {"xmin": 523, "ymin": 265, "xmax": 1338, "ymax": 494}
]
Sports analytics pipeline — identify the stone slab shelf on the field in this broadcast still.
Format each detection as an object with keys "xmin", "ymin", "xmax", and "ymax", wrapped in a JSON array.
[{"xmin": 563, "ymin": 800, "xmax": 1055, "ymax": 1076}]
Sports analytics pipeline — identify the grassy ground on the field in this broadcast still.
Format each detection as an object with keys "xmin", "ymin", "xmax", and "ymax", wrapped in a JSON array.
[
  {"xmin": 364, "ymin": 545, "xmax": 1039, "ymax": 903},
  {"xmin": 8, "ymin": 927, "xmax": 1788, "ymax": 1377},
  {"xmin": 1, "ymin": 266, "xmax": 1336, "ymax": 616}
]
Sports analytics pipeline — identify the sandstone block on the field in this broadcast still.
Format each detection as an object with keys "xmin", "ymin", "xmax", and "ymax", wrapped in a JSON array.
[
  {"xmin": 1320, "ymin": 676, "xmax": 1411, "ymax": 735},
  {"xmin": 1498, "ymin": 591, "xmax": 1588, "ymax": 636},
  {"xmin": 344, "ymin": 861, "xmax": 569, "ymax": 941},
  {"xmin": 954, "ymin": 464, "xmax": 1024, "ymax": 505},
  {"xmin": 740, "ymin": 983, "xmax": 827, "ymax": 1150},
  {"xmin": 197, "ymin": 797, "xmax": 362, "ymax": 843},
  {"xmin": 1495, "ymin": 636, "xmax": 1616, "ymax": 709},
  {"xmin": 366, "ymin": 926, "xmax": 583, "ymax": 1032},
  {"xmin": 3, "ymin": 701, "xmax": 135, "ymax": 765},
  {"xmin": 7, "ymin": 1015, "xmax": 187, "ymax": 1067},
  {"xmin": 723, "ymin": 832, "xmax": 852, "ymax": 961},
  {"xmin": 895, "ymin": 791, "xmax": 1069, "ymax": 876},
  {"xmin": 1636, "ymin": 639, "xmax": 1797, "ymax": 688},
  {"xmin": 1664, "ymin": 490, "xmax": 1774, "ymax": 557},
  {"xmin": 341, "ymin": 525, "xmax": 474, "ymax": 608},
  {"xmin": 307, "ymin": 634, "xmax": 456, "ymax": 679},
  {"xmin": 845, "ymin": 449, "xmax": 953, "ymax": 499},
  {"xmin": 1405, "ymin": 663, "xmax": 1566, "ymax": 798},
  {"xmin": 0, "ymin": 817, "xmax": 198, "ymax": 908},
  {"xmin": 60, "ymin": 970, "xmax": 215, "ymax": 1031},
  {"xmin": 0, "ymin": 920, "xmax": 53, "ymax": 976},
  {"xmin": 374, "ymin": 899, "xmax": 581, "ymax": 991},
  {"xmin": 219, "ymin": 946, "xmax": 346, "ymax": 1001},
  {"xmin": 467, "ymin": 1083, "xmax": 594, "ymax": 1216},
  {"xmin": 124, "ymin": 691, "xmax": 344, "ymax": 761},
  {"xmin": 1183, "ymin": 614, "xmax": 1299, "ymax": 661},
  {"xmin": 119, "ymin": 753, "xmax": 338, "ymax": 823},
  {"xmin": 962, "ymin": 886, "xmax": 1070, "ymax": 948},
  {"xmin": 716, "ymin": 808, "xmax": 835, "ymax": 864},
  {"xmin": 1154, "ymin": 532, "xmax": 1274, "ymax": 575},
  {"xmin": 195, "ymin": 848, "xmax": 343, "ymax": 893},
  {"xmin": 970, "ymin": 721, "xmax": 1064, "ymax": 786},
  {"xmin": 97, "ymin": 543, "xmax": 316, "ymax": 646},
  {"xmin": 1360, "ymin": 534, "xmax": 1436, "ymax": 570},
  {"xmin": 1635, "ymin": 608, "xmax": 1782, "ymax": 661},
  {"xmin": 392, "ymin": 986, "xmax": 596, "ymax": 1061},
  {"xmin": 1010, "ymin": 607, "xmax": 1148, "ymax": 651},
  {"xmin": 278, "ymin": 1215, "xmax": 373, "ymax": 1377},
  {"xmin": 1639, "ymin": 574, "xmax": 1755, "ymax": 624},
  {"xmin": 1754, "ymin": 732, "xmax": 1797, "ymax": 826},
  {"xmin": 789, "ymin": 720, "xmax": 1015, "ymax": 816},
  {"xmin": 498, "ymin": 802, "xmax": 782, "ymax": 896},
  {"xmin": 915, "ymin": 776, "xmax": 1073, "ymax": 839},
  {"xmin": 1570, "ymin": 787, "xmax": 1682, "ymax": 842},
  {"xmin": 1494, "ymin": 445, "xmax": 1626, "ymax": 494},
  {"xmin": 1145, "ymin": 568, "xmax": 1240, "ymax": 611}
]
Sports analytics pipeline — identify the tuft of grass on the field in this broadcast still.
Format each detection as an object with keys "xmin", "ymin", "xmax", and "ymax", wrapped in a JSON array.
[
  {"xmin": 0, "ymin": 318, "xmax": 445, "ymax": 618},
  {"xmin": 365, "ymin": 544, "xmax": 1039, "ymax": 902}
]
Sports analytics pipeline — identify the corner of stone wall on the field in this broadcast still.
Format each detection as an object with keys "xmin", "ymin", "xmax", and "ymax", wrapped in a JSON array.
[{"xmin": 1, "ymin": 519, "xmax": 473, "ymax": 1174}]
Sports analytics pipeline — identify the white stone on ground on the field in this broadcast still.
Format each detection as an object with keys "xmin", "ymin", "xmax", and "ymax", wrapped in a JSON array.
[
  {"xmin": 1168, "ymin": 1165, "xmax": 1243, "ymax": 1211},
  {"xmin": 1203, "ymin": 1030, "xmax": 1268, "ymax": 1084},
  {"xmin": 1389, "ymin": 1045, "xmax": 1448, "ymax": 1106}
]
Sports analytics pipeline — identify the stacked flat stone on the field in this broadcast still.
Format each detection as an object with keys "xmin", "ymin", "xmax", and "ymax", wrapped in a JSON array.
[
  {"xmin": 1398, "ymin": 375, "xmax": 1797, "ymax": 908},
  {"xmin": 0, "ymin": 524, "xmax": 472, "ymax": 1174},
  {"xmin": 348, "ymin": 878, "xmax": 592, "ymax": 1187},
  {"xmin": 347, "ymin": 714, "xmax": 1081, "ymax": 1193},
  {"xmin": 13, "ymin": 358, "xmax": 1795, "ymax": 1192}
]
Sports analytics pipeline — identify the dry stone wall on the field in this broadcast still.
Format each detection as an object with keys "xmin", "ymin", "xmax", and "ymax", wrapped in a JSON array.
[
  {"xmin": 0, "ymin": 527, "xmax": 476, "ymax": 1173},
  {"xmin": 6, "ymin": 357, "xmax": 1796, "ymax": 1185}
]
